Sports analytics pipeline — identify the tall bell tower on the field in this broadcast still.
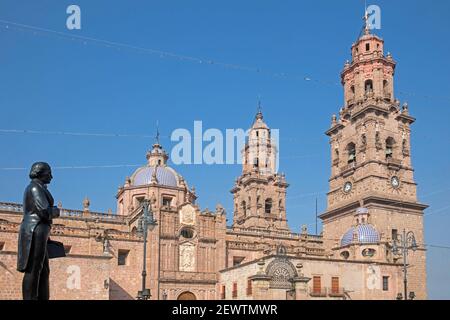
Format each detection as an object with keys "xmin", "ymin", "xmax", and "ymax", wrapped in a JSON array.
[
  {"xmin": 320, "ymin": 22, "xmax": 428, "ymax": 299},
  {"xmin": 231, "ymin": 107, "xmax": 289, "ymax": 231}
]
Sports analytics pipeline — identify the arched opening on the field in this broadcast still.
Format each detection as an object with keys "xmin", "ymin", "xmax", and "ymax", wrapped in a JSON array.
[
  {"xmin": 364, "ymin": 80, "xmax": 373, "ymax": 94},
  {"xmin": 385, "ymin": 137, "xmax": 395, "ymax": 159},
  {"xmin": 265, "ymin": 198, "xmax": 272, "ymax": 214},
  {"xmin": 253, "ymin": 157, "xmax": 259, "ymax": 168},
  {"xmin": 177, "ymin": 291, "xmax": 196, "ymax": 300},
  {"xmin": 361, "ymin": 134, "xmax": 367, "ymax": 149},
  {"xmin": 180, "ymin": 227, "xmax": 195, "ymax": 239},
  {"xmin": 241, "ymin": 201, "xmax": 247, "ymax": 216},
  {"xmin": 340, "ymin": 251, "xmax": 350, "ymax": 260},
  {"xmin": 383, "ymin": 80, "xmax": 390, "ymax": 98},
  {"xmin": 362, "ymin": 248, "xmax": 376, "ymax": 258},
  {"xmin": 348, "ymin": 85, "xmax": 355, "ymax": 104},
  {"xmin": 346, "ymin": 142, "xmax": 356, "ymax": 164}
]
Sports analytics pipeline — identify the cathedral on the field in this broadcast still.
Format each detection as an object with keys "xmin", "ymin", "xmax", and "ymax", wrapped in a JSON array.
[{"xmin": 0, "ymin": 25, "xmax": 427, "ymax": 300}]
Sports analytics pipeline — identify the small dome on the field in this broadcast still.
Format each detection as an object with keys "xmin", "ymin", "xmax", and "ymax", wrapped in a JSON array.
[
  {"xmin": 131, "ymin": 166, "xmax": 178, "ymax": 187},
  {"xmin": 341, "ymin": 224, "xmax": 380, "ymax": 247}
]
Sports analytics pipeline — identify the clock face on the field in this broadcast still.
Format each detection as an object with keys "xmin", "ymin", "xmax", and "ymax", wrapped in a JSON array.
[
  {"xmin": 391, "ymin": 176, "xmax": 400, "ymax": 188},
  {"xmin": 343, "ymin": 181, "xmax": 353, "ymax": 193}
]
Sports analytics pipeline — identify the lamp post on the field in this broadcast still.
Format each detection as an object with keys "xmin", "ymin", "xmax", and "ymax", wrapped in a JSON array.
[
  {"xmin": 392, "ymin": 229, "xmax": 418, "ymax": 301},
  {"xmin": 136, "ymin": 199, "xmax": 157, "ymax": 300}
]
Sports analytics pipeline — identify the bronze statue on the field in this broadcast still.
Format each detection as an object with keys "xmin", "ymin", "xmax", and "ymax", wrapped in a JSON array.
[{"xmin": 17, "ymin": 162, "xmax": 60, "ymax": 300}]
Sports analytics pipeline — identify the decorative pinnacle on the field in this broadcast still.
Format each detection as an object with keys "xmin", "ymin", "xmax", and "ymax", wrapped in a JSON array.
[
  {"xmin": 363, "ymin": 2, "xmax": 370, "ymax": 35},
  {"xmin": 256, "ymin": 99, "xmax": 263, "ymax": 120},
  {"xmin": 155, "ymin": 120, "xmax": 160, "ymax": 145}
]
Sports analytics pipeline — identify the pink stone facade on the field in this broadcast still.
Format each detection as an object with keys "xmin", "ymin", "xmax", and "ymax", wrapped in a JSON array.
[{"xmin": 0, "ymin": 28, "xmax": 426, "ymax": 300}]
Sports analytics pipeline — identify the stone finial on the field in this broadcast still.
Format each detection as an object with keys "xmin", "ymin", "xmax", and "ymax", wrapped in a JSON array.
[
  {"xmin": 215, "ymin": 204, "xmax": 225, "ymax": 215},
  {"xmin": 296, "ymin": 263, "xmax": 304, "ymax": 277},
  {"xmin": 83, "ymin": 197, "xmax": 90, "ymax": 211},
  {"xmin": 57, "ymin": 201, "xmax": 63, "ymax": 209},
  {"xmin": 402, "ymin": 102, "xmax": 409, "ymax": 114},
  {"xmin": 257, "ymin": 259, "xmax": 266, "ymax": 274},
  {"xmin": 107, "ymin": 208, "xmax": 112, "ymax": 215},
  {"xmin": 301, "ymin": 225, "xmax": 308, "ymax": 235},
  {"xmin": 179, "ymin": 176, "xmax": 186, "ymax": 188},
  {"xmin": 332, "ymin": 114, "xmax": 337, "ymax": 126},
  {"xmin": 125, "ymin": 176, "xmax": 131, "ymax": 187}
]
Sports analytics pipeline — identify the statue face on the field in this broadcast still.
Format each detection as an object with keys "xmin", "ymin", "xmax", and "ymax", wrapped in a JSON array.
[{"xmin": 39, "ymin": 168, "xmax": 53, "ymax": 184}]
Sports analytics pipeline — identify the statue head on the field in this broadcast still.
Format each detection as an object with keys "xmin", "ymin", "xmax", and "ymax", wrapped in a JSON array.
[{"xmin": 29, "ymin": 162, "xmax": 53, "ymax": 185}]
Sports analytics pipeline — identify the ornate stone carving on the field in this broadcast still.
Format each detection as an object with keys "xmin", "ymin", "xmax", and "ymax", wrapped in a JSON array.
[
  {"xmin": 179, "ymin": 242, "xmax": 196, "ymax": 272},
  {"xmin": 179, "ymin": 204, "xmax": 196, "ymax": 226},
  {"xmin": 265, "ymin": 258, "xmax": 298, "ymax": 289}
]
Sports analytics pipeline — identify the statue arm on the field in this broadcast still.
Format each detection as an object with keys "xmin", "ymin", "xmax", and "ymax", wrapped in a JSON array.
[{"xmin": 30, "ymin": 186, "xmax": 52, "ymax": 223}]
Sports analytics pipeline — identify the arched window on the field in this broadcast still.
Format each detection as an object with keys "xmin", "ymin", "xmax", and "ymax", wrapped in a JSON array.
[
  {"xmin": 265, "ymin": 199, "xmax": 272, "ymax": 214},
  {"xmin": 386, "ymin": 137, "xmax": 395, "ymax": 159},
  {"xmin": 348, "ymin": 85, "xmax": 355, "ymax": 103},
  {"xmin": 365, "ymin": 80, "xmax": 373, "ymax": 94},
  {"xmin": 360, "ymin": 134, "xmax": 367, "ymax": 151},
  {"xmin": 347, "ymin": 142, "xmax": 356, "ymax": 164},
  {"xmin": 180, "ymin": 227, "xmax": 194, "ymax": 239},
  {"xmin": 383, "ymin": 80, "xmax": 389, "ymax": 98},
  {"xmin": 241, "ymin": 201, "xmax": 247, "ymax": 216}
]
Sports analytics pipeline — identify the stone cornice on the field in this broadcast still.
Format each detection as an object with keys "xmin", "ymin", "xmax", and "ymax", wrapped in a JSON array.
[
  {"xmin": 325, "ymin": 123, "xmax": 345, "ymax": 136},
  {"xmin": 396, "ymin": 113, "xmax": 416, "ymax": 124},
  {"xmin": 329, "ymin": 160, "xmax": 415, "ymax": 181},
  {"xmin": 320, "ymin": 196, "xmax": 428, "ymax": 220},
  {"xmin": 219, "ymin": 253, "xmax": 401, "ymax": 273},
  {"xmin": 350, "ymin": 104, "xmax": 389, "ymax": 121}
]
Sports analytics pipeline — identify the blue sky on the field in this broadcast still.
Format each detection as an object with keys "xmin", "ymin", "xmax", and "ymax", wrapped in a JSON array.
[{"xmin": 0, "ymin": 0, "xmax": 449, "ymax": 299}]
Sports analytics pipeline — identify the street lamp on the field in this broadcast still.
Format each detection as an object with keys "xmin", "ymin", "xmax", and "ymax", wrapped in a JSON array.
[
  {"xmin": 392, "ymin": 229, "xmax": 418, "ymax": 301},
  {"xmin": 136, "ymin": 199, "xmax": 157, "ymax": 300}
]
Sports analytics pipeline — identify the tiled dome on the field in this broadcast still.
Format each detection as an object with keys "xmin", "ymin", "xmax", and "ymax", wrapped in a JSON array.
[
  {"xmin": 341, "ymin": 224, "xmax": 380, "ymax": 247},
  {"xmin": 131, "ymin": 166, "xmax": 178, "ymax": 187}
]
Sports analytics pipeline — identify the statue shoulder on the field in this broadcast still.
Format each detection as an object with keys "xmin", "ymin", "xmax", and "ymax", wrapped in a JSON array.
[{"xmin": 27, "ymin": 181, "xmax": 44, "ymax": 195}]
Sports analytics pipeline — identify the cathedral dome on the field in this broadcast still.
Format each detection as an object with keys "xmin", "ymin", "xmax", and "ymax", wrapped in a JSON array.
[
  {"xmin": 341, "ymin": 224, "xmax": 380, "ymax": 247},
  {"xmin": 131, "ymin": 165, "xmax": 179, "ymax": 187}
]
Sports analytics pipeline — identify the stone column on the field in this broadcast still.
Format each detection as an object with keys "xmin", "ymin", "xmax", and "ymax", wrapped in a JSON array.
[{"xmin": 291, "ymin": 277, "xmax": 311, "ymax": 300}]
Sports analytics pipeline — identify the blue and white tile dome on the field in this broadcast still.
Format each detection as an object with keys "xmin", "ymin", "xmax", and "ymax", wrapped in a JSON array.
[
  {"xmin": 131, "ymin": 166, "xmax": 179, "ymax": 187},
  {"xmin": 341, "ymin": 224, "xmax": 380, "ymax": 247}
]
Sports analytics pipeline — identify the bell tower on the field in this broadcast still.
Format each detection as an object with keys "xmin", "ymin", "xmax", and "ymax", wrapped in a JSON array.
[
  {"xmin": 320, "ymin": 22, "xmax": 428, "ymax": 299},
  {"xmin": 230, "ymin": 107, "xmax": 289, "ymax": 231}
]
